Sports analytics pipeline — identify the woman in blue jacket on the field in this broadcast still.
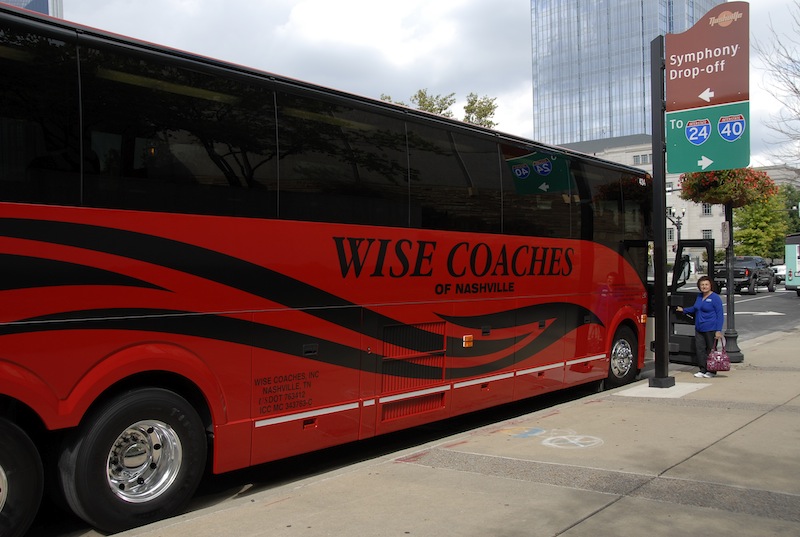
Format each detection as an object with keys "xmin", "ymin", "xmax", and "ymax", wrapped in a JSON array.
[{"xmin": 676, "ymin": 275, "xmax": 724, "ymax": 378}]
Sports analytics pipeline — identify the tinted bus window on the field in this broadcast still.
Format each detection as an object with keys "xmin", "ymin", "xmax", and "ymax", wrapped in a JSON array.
[
  {"xmin": 500, "ymin": 143, "xmax": 575, "ymax": 238},
  {"xmin": 276, "ymin": 91, "xmax": 409, "ymax": 227},
  {"xmin": 574, "ymin": 161, "xmax": 627, "ymax": 250},
  {"xmin": 0, "ymin": 20, "xmax": 80, "ymax": 206},
  {"xmin": 407, "ymin": 123, "xmax": 501, "ymax": 233},
  {"xmin": 79, "ymin": 38, "xmax": 279, "ymax": 217},
  {"xmin": 574, "ymin": 162, "xmax": 652, "ymax": 250}
]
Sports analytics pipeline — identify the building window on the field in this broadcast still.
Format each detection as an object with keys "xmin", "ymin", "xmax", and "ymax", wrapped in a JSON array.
[
  {"xmin": 634, "ymin": 155, "xmax": 641, "ymax": 165},
  {"xmin": 667, "ymin": 228, "xmax": 675, "ymax": 242},
  {"xmin": 702, "ymin": 229, "xmax": 713, "ymax": 240},
  {"xmin": 702, "ymin": 203, "xmax": 712, "ymax": 215},
  {"xmin": 666, "ymin": 181, "xmax": 673, "ymax": 192}
]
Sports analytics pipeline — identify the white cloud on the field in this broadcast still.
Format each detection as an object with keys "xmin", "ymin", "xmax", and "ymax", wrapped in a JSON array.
[
  {"xmin": 58, "ymin": 0, "xmax": 792, "ymax": 165},
  {"xmin": 277, "ymin": 0, "xmax": 462, "ymax": 68},
  {"xmin": 748, "ymin": 0, "xmax": 798, "ymax": 166}
]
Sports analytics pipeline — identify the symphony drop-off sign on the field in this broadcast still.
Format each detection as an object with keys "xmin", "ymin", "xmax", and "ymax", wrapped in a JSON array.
[{"xmin": 665, "ymin": 2, "xmax": 750, "ymax": 174}]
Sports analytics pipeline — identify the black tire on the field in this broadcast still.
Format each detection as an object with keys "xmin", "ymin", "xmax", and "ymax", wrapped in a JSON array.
[
  {"xmin": 0, "ymin": 418, "xmax": 44, "ymax": 537},
  {"xmin": 607, "ymin": 326, "xmax": 638, "ymax": 388},
  {"xmin": 747, "ymin": 277, "xmax": 756, "ymax": 294},
  {"xmin": 768, "ymin": 275, "xmax": 776, "ymax": 292},
  {"xmin": 58, "ymin": 388, "xmax": 207, "ymax": 533}
]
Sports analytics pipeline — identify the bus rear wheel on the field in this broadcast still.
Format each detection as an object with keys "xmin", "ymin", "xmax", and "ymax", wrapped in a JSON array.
[
  {"xmin": 0, "ymin": 418, "xmax": 43, "ymax": 537},
  {"xmin": 58, "ymin": 388, "xmax": 207, "ymax": 534},
  {"xmin": 607, "ymin": 326, "xmax": 638, "ymax": 388}
]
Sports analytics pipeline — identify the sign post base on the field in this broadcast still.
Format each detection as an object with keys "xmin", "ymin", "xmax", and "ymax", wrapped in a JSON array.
[{"xmin": 649, "ymin": 376, "xmax": 676, "ymax": 389}]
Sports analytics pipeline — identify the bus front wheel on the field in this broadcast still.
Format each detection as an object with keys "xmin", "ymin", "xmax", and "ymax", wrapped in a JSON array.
[
  {"xmin": 607, "ymin": 326, "xmax": 638, "ymax": 388},
  {"xmin": 0, "ymin": 418, "xmax": 43, "ymax": 537},
  {"xmin": 58, "ymin": 388, "xmax": 207, "ymax": 534}
]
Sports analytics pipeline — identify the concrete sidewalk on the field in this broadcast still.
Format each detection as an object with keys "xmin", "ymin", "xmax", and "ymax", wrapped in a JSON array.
[{"xmin": 102, "ymin": 327, "xmax": 800, "ymax": 536}]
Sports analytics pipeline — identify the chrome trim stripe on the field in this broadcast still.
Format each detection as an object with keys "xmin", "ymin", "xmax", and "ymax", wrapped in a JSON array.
[
  {"xmin": 516, "ymin": 362, "xmax": 565, "ymax": 376},
  {"xmin": 254, "ymin": 361, "xmax": 588, "ymax": 428},
  {"xmin": 378, "ymin": 385, "xmax": 450, "ymax": 404},
  {"xmin": 566, "ymin": 354, "xmax": 606, "ymax": 366},
  {"xmin": 255, "ymin": 402, "xmax": 359, "ymax": 428},
  {"xmin": 453, "ymin": 372, "xmax": 515, "ymax": 389}
]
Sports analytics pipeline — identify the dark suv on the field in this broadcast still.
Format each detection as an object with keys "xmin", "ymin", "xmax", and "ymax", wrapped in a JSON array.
[{"xmin": 713, "ymin": 255, "xmax": 775, "ymax": 294}]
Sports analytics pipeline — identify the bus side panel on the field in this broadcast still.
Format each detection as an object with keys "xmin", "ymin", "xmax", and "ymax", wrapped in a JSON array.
[
  {"xmin": 448, "ymin": 298, "xmax": 564, "ymax": 413},
  {"xmin": 450, "ymin": 376, "xmax": 516, "ymax": 416},
  {"xmin": 371, "ymin": 390, "xmax": 452, "ymax": 436},
  {"xmin": 509, "ymin": 300, "xmax": 568, "ymax": 400},
  {"xmin": 513, "ymin": 365, "xmax": 565, "ymax": 400},
  {"xmin": 366, "ymin": 304, "xmax": 452, "ymax": 436},
  {"xmin": 0, "ymin": 330, "xmax": 249, "ymax": 426},
  {"xmin": 0, "ymin": 204, "xmax": 650, "ymax": 473},
  {"xmin": 249, "ymin": 310, "xmax": 363, "ymax": 465},
  {"xmin": 562, "ymin": 324, "xmax": 609, "ymax": 386},
  {"xmin": 250, "ymin": 408, "xmax": 362, "ymax": 464}
]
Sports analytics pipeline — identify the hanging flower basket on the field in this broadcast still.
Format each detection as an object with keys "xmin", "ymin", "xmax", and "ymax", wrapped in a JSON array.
[{"xmin": 679, "ymin": 168, "xmax": 777, "ymax": 208}]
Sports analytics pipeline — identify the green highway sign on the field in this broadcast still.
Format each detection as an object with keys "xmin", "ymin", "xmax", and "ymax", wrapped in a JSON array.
[
  {"xmin": 507, "ymin": 152, "xmax": 572, "ymax": 194},
  {"xmin": 664, "ymin": 2, "xmax": 749, "ymax": 174},
  {"xmin": 666, "ymin": 101, "xmax": 749, "ymax": 173}
]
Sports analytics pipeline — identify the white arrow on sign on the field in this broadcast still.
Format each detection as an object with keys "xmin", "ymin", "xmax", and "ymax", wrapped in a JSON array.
[
  {"xmin": 698, "ymin": 156, "xmax": 714, "ymax": 170},
  {"xmin": 734, "ymin": 311, "xmax": 785, "ymax": 316},
  {"xmin": 699, "ymin": 88, "xmax": 715, "ymax": 103},
  {"xmin": 538, "ymin": 182, "xmax": 550, "ymax": 192}
]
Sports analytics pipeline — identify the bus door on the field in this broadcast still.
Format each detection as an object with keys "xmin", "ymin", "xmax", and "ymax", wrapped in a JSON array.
[{"xmin": 667, "ymin": 239, "xmax": 715, "ymax": 363}]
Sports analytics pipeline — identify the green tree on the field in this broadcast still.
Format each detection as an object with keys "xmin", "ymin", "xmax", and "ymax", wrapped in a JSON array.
[
  {"xmin": 381, "ymin": 89, "xmax": 498, "ymax": 127},
  {"xmin": 379, "ymin": 93, "xmax": 405, "ymax": 106},
  {"xmin": 782, "ymin": 183, "xmax": 800, "ymax": 233},
  {"xmin": 733, "ymin": 192, "xmax": 788, "ymax": 258},
  {"xmin": 463, "ymin": 92, "xmax": 498, "ymax": 128},
  {"xmin": 409, "ymin": 89, "xmax": 456, "ymax": 117},
  {"xmin": 381, "ymin": 90, "xmax": 454, "ymax": 115}
]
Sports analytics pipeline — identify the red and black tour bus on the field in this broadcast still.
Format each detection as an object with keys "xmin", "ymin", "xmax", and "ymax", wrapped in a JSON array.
[{"xmin": 0, "ymin": 4, "xmax": 653, "ymax": 535}]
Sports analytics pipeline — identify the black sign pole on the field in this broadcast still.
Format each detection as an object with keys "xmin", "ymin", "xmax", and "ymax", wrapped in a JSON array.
[
  {"xmin": 649, "ymin": 35, "xmax": 675, "ymax": 388},
  {"xmin": 723, "ymin": 203, "xmax": 744, "ymax": 362}
]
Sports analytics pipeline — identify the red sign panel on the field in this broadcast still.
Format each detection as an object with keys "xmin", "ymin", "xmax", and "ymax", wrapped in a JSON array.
[{"xmin": 665, "ymin": 2, "xmax": 749, "ymax": 112}]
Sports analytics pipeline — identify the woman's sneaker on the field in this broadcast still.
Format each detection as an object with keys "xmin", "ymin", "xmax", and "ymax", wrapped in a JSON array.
[
  {"xmin": 703, "ymin": 372, "xmax": 717, "ymax": 378},
  {"xmin": 694, "ymin": 371, "xmax": 706, "ymax": 378}
]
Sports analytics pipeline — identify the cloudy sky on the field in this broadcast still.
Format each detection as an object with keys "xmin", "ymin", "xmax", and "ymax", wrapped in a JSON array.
[{"xmin": 58, "ymin": 0, "xmax": 795, "ymax": 166}]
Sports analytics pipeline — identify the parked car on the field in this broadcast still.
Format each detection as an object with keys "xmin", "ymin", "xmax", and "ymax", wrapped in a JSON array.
[
  {"xmin": 713, "ymin": 255, "xmax": 775, "ymax": 294},
  {"xmin": 772, "ymin": 264, "xmax": 786, "ymax": 284}
]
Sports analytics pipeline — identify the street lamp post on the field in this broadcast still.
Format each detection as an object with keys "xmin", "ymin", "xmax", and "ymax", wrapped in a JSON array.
[{"xmin": 666, "ymin": 207, "xmax": 685, "ymax": 247}]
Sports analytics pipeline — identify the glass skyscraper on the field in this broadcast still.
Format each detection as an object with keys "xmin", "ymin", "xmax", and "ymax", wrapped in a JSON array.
[
  {"xmin": 531, "ymin": 0, "xmax": 720, "ymax": 145},
  {"xmin": 4, "ymin": 0, "xmax": 63, "ymax": 17}
]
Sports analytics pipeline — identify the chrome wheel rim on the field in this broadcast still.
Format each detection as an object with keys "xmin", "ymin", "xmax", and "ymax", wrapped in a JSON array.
[
  {"xmin": 0, "ymin": 464, "xmax": 8, "ymax": 513},
  {"xmin": 106, "ymin": 420, "xmax": 182, "ymax": 503},
  {"xmin": 610, "ymin": 338, "xmax": 634, "ymax": 378}
]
